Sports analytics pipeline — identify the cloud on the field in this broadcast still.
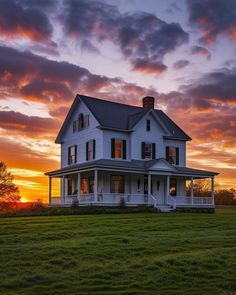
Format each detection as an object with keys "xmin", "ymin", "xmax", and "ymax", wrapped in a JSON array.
[
  {"xmin": 0, "ymin": 110, "xmax": 60, "ymax": 137},
  {"xmin": 60, "ymin": 0, "xmax": 189, "ymax": 74},
  {"xmin": 0, "ymin": 0, "xmax": 53, "ymax": 42},
  {"xmin": 187, "ymin": 0, "xmax": 236, "ymax": 44},
  {"xmin": 81, "ymin": 40, "xmax": 100, "ymax": 54},
  {"xmin": 132, "ymin": 59, "xmax": 167, "ymax": 74},
  {"xmin": 173, "ymin": 60, "xmax": 190, "ymax": 70},
  {"xmin": 191, "ymin": 46, "xmax": 211, "ymax": 59}
]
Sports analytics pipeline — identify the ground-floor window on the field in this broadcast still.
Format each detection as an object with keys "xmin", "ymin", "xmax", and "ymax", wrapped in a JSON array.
[
  {"xmin": 88, "ymin": 176, "xmax": 94, "ymax": 193},
  {"xmin": 81, "ymin": 177, "xmax": 88, "ymax": 194},
  {"xmin": 110, "ymin": 175, "xmax": 124, "ymax": 193},
  {"xmin": 170, "ymin": 178, "xmax": 177, "ymax": 196},
  {"xmin": 67, "ymin": 178, "xmax": 73, "ymax": 195}
]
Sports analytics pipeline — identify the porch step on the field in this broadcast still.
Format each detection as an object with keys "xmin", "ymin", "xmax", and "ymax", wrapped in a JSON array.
[{"xmin": 156, "ymin": 204, "xmax": 174, "ymax": 212}]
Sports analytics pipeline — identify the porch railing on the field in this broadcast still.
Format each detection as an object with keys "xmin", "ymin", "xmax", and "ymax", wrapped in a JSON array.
[
  {"xmin": 50, "ymin": 193, "xmax": 156, "ymax": 206},
  {"xmin": 171, "ymin": 196, "xmax": 213, "ymax": 206}
]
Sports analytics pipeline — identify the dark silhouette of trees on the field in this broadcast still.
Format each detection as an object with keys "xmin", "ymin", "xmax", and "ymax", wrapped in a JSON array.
[{"xmin": 0, "ymin": 162, "xmax": 20, "ymax": 203}]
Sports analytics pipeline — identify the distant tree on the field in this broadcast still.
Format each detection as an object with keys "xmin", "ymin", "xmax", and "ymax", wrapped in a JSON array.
[
  {"xmin": 0, "ymin": 162, "xmax": 20, "ymax": 203},
  {"xmin": 186, "ymin": 179, "xmax": 211, "ymax": 197},
  {"xmin": 215, "ymin": 188, "xmax": 236, "ymax": 205}
]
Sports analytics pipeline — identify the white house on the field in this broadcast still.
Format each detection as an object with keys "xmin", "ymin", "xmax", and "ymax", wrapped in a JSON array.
[{"xmin": 45, "ymin": 94, "xmax": 218, "ymax": 211}]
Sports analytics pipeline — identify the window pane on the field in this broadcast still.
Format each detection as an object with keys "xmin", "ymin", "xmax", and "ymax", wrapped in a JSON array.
[
  {"xmin": 144, "ymin": 143, "xmax": 152, "ymax": 158},
  {"xmin": 80, "ymin": 178, "xmax": 88, "ymax": 194},
  {"xmin": 88, "ymin": 177, "xmax": 94, "ymax": 193},
  {"xmin": 88, "ymin": 140, "xmax": 93, "ymax": 160},
  {"xmin": 168, "ymin": 146, "xmax": 176, "ymax": 164},
  {"xmin": 170, "ymin": 178, "xmax": 177, "ymax": 196},
  {"xmin": 114, "ymin": 140, "xmax": 122, "ymax": 158}
]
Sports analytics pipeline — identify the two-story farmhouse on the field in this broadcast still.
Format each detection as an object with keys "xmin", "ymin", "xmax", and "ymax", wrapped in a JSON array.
[{"xmin": 45, "ymin": 94, "xmax": 218, "ymax": 211}]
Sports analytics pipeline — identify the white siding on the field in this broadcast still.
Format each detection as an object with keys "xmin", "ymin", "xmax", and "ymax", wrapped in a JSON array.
[
  {"xmin": 131, "ymin": 113, "xmax": 165, "ymax": 160},
  {"xmin": 60, "ymin": 101, "xmax": 103, "ymax": 167},
  {"xmin": 163, "ymin": 139, "xmax": 186, "ymax": 167}
]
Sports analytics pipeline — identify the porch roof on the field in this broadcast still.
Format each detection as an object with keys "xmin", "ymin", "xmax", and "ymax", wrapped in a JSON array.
[{"xmin": 45, "ymin": 158, "xmax": 218, "ymax": 177}]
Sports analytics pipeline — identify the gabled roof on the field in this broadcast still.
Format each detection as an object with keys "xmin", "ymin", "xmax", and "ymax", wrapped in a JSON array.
[{"xmin": 55, "ymin": 94, "xmax": 191, "ymax": 143}]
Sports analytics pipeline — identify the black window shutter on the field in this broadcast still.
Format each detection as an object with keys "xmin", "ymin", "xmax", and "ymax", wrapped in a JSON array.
[
  {"xmin": 176, "ymin": 147, "xmax": 179, "ymax": 165},
  {"xmin": 166, "ymin": 146, "xmax": 169, "ymax": 162},
  {"xmin": 75, "ymin": 145, "xmax": 77, "ymax": 163},
  {"xmin": 152, "ymin": 143, "xmax": 156, "ymax": 159},
  {"xmin": 111, "ymin": 138, "xmax": 115, "ymax": 158},
  {"xmin": 122, "ymin": 140, "xmax": 126, "ymax": 159},
  {"xmin": 86, "ymin": 142, "xmax": 89, "ymax": 161},
  {"xmin": 93, "ymin": 140, "xmax": 96, "ymax": 159},
  {"xmin": 141, "ymin": 142, "xmax": 145, "ymax": 159},
  {"xmin": 68, "ymin": 147, "xmax": 70, "ymax": 164}
]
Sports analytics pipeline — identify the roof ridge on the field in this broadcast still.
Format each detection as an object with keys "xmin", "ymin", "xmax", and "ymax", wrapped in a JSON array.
[{"xmin": 78, "ymin": 93, "xmax": 144, "ymax": 110}]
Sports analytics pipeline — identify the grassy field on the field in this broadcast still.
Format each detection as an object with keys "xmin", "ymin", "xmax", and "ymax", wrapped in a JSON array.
[{"xmin": 0, "ymin": 209, "xmax": 236, "ymax": 295}]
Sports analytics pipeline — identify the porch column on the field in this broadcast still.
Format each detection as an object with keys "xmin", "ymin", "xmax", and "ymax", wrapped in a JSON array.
[
  {"xmin": 166, "ymin": 175, "xmax": 170, "ymax": 204},
  {"xmin": 148, "ymin": 174, "xmax": 151, "ymax": 196},
  {"xmin": 62, "ymin": 176, "xmax": 65, "ymax": 203},
  {"xmin": 77, "ymin": 172, "xmax": 81, "ymax": 202},
  {"xmin": 211, "ymin": 176, "xmax": 215, "ymax": 205},
  {"xmin": 49, "ymin": 177, "xmax": 52, "ymax": 205},
  {"xmin": 190, "ymin": 177, "xmax": 194, "ymax": 205},
  {"xmin": 94, "ymin": 169, "xmax": 98, "ymax": 203}
]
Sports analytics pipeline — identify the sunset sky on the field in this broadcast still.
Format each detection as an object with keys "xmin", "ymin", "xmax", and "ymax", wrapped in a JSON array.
[{"xmin": 0, "ymin": 0, "xmax": 236, "ymax": 202}]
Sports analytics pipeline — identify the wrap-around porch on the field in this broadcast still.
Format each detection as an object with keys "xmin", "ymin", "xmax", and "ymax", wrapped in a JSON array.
[{"xmin": 48, "ymin": 167, "xmax": 215, "ymax": 210}]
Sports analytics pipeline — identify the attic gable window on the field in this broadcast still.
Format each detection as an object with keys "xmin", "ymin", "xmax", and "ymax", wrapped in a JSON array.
[
  {"xmin": 166, "ymin": 146, "xmax": 179, "ymax": 165},
  {"xmin": 141, "ymin": 142, "xmax": 156, "ymax": 159},
  {"xmin": 146, "ymin": 119, "xmax": 151, "ymax": 131},
  {"xmin": 73, "ymin": 114, "xmax": 89, "ymax": 132}
]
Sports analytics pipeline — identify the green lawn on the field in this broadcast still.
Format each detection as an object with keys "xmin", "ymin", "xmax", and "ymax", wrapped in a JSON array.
[{"xmin": 0, "ymin": 209, "xmax": 236, "ymax": 295}]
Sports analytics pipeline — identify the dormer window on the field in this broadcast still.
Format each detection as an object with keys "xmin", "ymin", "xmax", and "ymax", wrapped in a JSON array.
[
  {"xmin": 146, "ymin": 119, "xmax": 151, "ymax": 131},
  {"xmin": 166, "ymin": 146, "xmax": 179, "ymax": 165}
]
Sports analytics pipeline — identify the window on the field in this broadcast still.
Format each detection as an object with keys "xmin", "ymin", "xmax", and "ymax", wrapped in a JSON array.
[
  {"xmin": 84, "ymin": 115, "xmax": 89, "ymax": 128},
  {"xmin": 146, "ymin": 119, "xmax": 151, "ymax": 131},
  {"xmin": 166, "ymin": 146, "xmax": 179, "ymax": 165},
  {"xmin": 88, "ymin": 177, "xmax": 94, "ymax": 193},
  {"xmin": 73, "ymin": 114, "xmax": 89, "ymax": 132},
  {"xmin": 110, "ymin": 175, "xmax": 124, "ymax": 193},
  {"xmin": 78, "ymin": 114, "xmax": 84, "ymax": 130},
  {"xmin": 86, "ymin": 140, "xmax": 95, "ymax": 161},
  {"xmin": 80, "ymin": 177, "xmax": 88, "ymax": 194},
  {"xmin": 170, "ymin": 178, "xmax": 177, "ymax": 196},
  {"xmin": 68, "ymin": 145, "xmax": 77, "ymax": 165},
  {"xmin": 111, "ymin": 139, "xmax": 126, "ymax": 159},
  {"xmin": 141, "ymin": 142, "xmax": 156, "ymax": 159},
  {"xmin": 67, "ymin": 179, "xmax": 73, "ymax": 195}
]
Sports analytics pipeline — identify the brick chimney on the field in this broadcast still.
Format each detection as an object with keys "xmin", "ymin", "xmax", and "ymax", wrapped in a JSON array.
[{"xmin": 142, "ymin": 96, "xmax": 155, "ymax": 110}]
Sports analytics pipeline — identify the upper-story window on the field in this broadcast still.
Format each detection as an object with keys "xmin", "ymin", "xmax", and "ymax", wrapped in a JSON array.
[
  {"xmin": 146, "ymin": 119, "xmax": 151, "ymax": 131},
  {"xmin": 111, "ymin": 139, "xmax": 127, "ymax": 160},
  {"xmin": 141, "ymin": 142, "xmax": 156, "ymax": 159},
  {"xmin": 166, "ymin": 146, "xmax": 179, "ymax": 165},
  {"xmin": 86, "ymin": 140, "xmax": 96, "ymax": 161},
  {"xmin": 73, "ymin": 113, "xmax": 89, "ymax": 132},
  {"xmin": 68, "ymin": 145, "xmax": 77, "ymax": 165}
]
